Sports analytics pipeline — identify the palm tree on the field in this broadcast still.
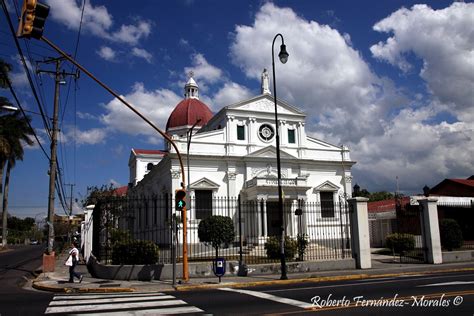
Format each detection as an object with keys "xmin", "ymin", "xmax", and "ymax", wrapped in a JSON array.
[
  {"xmin": 1, "ymin": 113, "xmax": 34, "ymax": 246},
  {"xmin": 1, "ymin": 59, "xmax": 34, "ymax": 247}
]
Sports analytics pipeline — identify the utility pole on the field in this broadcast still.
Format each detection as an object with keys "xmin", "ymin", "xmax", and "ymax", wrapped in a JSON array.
[{"xmin": 37, "ymin": 56, "xmax": 78, "ymax": 254}]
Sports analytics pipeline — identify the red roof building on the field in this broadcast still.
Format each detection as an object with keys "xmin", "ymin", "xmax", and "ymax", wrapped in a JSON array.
[
  {"xmin": 428, "ymin": 177, "xmax": 474, "ymax": 197},
  {"xmin": 113, "ymin": 186, "xmax": 128, "ymax": 196}
]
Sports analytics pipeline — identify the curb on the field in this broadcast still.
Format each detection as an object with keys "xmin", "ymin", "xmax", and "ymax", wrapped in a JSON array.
[
  {"xmin": 32, "ymin": 281, "xmax": 135, "ymax": 293},
  {"xmin": 175, "ymin": 267, "xmax": 474, "ymax": 291}
]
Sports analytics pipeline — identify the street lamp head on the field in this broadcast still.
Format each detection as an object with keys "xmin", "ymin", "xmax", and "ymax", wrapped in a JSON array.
[
  {"xmin": 278, "ymin": 44, "xmax": 289, "ymax": 64},
  {"xmin": 1, "ymin": 105, "xmax": 19, "ymax": 112}
]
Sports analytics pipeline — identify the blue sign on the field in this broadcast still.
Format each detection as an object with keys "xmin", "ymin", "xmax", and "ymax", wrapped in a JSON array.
[{"xmin": 213, "ymin": 258, "xmax": 226, "ymax": 278}]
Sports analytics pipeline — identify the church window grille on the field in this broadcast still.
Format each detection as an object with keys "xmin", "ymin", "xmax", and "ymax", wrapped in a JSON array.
[
  {"xmin": 195, "ymin": 190, "xmax": 212, "ymax": 219},
  {"xmin": 237, "ymin": 125, "xmax": 245, "ymax": 140},
  {"xmin": 288, "ymin": 129, "xmax": 295, "ymax": 144},
  {"xmin": 320, "ymin": 192, "xmax": 335, "ymax": 218}
]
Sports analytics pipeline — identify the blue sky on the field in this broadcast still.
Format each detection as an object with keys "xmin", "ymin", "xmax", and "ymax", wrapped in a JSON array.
[{"xmin": 1, "ymin": 0, "xmax": 473, "ymax": 218}]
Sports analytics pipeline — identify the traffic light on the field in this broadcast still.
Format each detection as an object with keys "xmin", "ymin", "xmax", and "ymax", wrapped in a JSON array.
[
  {"xmin": 175, "ymin": 189, "xmax": 186, "ymax": 211},
  {"xmin": 17, "ymin": 0, "xmax": 50, "ymax": 39}
]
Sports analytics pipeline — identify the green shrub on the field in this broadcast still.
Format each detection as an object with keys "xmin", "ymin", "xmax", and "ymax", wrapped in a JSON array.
[
  {"xmin": 112, "ymin": 240, "xmax": 158, "ymax": 265},
  {"xmin": 110, "ymin": 228, "xmax": 131, "ymax": 245},
  {"xmin": 198, "ymin": 215, "xmax": 235, "ymax": 257},
  {"xmin": 385, "ymin": 233, "xmax": 415, "ymax": 253},
  {"xmin": 440, "ymin": 219, "xmax": 463, "ymax": 251},
  {"xmin": 264, "ymin": 236, "xmax": 297, "ymax": 260}
]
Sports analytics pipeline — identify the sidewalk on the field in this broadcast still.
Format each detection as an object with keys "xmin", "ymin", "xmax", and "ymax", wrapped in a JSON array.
[{"xmin": 32, "ymin": 251, "xmax": 474, "ymax": 293}]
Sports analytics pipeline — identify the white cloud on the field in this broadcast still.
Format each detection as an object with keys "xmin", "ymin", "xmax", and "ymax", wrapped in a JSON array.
[
  {"xmin": 230, "ymin": 2, "xmax": 392, "ymax": 143},
  {"xmin": 230, "ymin": 2, "xmax": 474, "ymax": 193},
  {"xmin": 211, "ymin": 82, "xmax": 253, "ymax": 110},
  {"xmin": 109, "ymin": 178, "xmax": 121, "ymax": 187},
  {"xmin": 45, "ymin": 0, "xmax": 151, "ymax": 45},
  {"xmin": 77, "ymin": 111, "xmax": 98, "ymax": 120},
  {"xmin": 72, "ymin": 128, "xmax": 107, "ymax": 145},
  {"xmin": 184, "ymin": 53, "xmax": 223, "ymax": 88},
  {"xmin": 370, "ymin": 2, "xmax": 474, "ymax": 122},
  {"xmin": 132, "ymin": 48, "xmax": 153, "ymax": 63},
  {"xmin": 100, "ymin": 82, "xmax": 181, "ymax": 137},
  {"xmin": 97, "ymin": 46, "xmax": 116, "ymax": 61}
]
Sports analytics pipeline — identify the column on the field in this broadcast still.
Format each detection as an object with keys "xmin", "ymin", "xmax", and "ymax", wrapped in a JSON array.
[
  {"xmin": 418, "ymin": 197, "xmax": 442, "ymax": 264},
  {"xmin": 262, "ymin": 198, "xmax": 268, "ymax": 237},
  {"xmin": 297, "ymin": 122, "xmax": 306, "ymax": 158},
  {"xmin": 227, "ymin": 170, "xmax": 237, "ymax": 197},
  {"xmin": 83, "ymin": 205, "xmax": 94, "ymax": 263},
  {"xmin": 248, "ymin": 117, "xmax": 256, "ymax": 154},
  {"xmin": 279, "ymin": 120, "xmax": 287, "ymax": 147},
  {"xmin": 348, "ymin": 197, "xmax": 371, "ymax": 269}
]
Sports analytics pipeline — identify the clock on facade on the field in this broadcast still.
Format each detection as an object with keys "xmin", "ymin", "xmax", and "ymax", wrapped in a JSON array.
[{"xmin": 259, "ymin": 124, "xmax": 275, "ymax": 141}]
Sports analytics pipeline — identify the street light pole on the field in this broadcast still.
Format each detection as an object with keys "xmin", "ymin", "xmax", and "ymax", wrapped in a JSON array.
[
  {"xmin": 187, "ymin": 119, "xmax": 202, "ymax": 194},
  {"xmin": 271, "ymin": 33, "xmax": 289, "ymax": 280}
]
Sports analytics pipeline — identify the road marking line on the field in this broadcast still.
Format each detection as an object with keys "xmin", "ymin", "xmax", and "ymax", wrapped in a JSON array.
[
  {"xmin": 418, "ymin": 281, "xmax": 474, "ymax": 287},
  {"xmin": 218, "ymin": 287, "xmax": 313, "ymax": 309},
  {"xmin": 45, "ymin": 299, "xmax": 187, "ymax": 314},
  {"xmin": 50, "ymin": 295, "xmax": 176, "ymax": 306},
  {"xmin": 264, "ymin": 272, "xmax": 474, "ymax": 293}
]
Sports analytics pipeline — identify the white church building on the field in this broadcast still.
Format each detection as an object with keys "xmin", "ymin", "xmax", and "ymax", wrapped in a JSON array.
[{"xmin": 126, "ymin": 71, "xmax": 355, "ymax": 246}]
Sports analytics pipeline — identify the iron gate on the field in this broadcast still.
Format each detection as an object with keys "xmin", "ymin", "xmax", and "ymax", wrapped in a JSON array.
[{"xmin": 395, "ymin": 196, "xmax": 427, "ymax": 263}]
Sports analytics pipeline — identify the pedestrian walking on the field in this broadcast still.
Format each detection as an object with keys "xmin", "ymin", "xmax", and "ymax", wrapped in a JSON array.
[{"xmin": 65, "ymin": 241, "xmax": 83, "ymax": 283}]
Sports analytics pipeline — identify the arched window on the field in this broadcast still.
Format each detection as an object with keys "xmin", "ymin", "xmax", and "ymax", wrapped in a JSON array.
[{"xmin": 147, "ymin": 163, "xmax": 154, "ymax": 172}]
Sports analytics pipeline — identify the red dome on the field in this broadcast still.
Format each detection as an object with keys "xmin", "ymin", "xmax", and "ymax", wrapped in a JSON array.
[{"xmin": 166, "ymin": 98, "xmax": 213, "ymax": 131}]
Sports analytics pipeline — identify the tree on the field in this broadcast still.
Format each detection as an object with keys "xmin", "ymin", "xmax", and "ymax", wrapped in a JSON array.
[
  {"xmin": 198, "ymin": 215, "xmax": 235, "ymax": 258},
  {"xmin": 0, "ymin": 112, "xmax": 34, "ymax": 247},
  {"xmin": 439, "ymin": 219, "xmax": 463, "ymax": 251},
  {"xmin": 352, "ymin": 185, "xmax": 397, "ymax": 202},
  {"xmin": 369, "ymin": 191, "xmax": 395, "ymax": 202},
  {"xmin": 81, "ymin": 184, "xmax": 117, "ymax": 207}
]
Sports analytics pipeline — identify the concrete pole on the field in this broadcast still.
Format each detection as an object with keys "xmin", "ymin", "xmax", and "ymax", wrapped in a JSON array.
[
  {"xmin": 418, "ymin": 197, "xmax": 442, "ymax": 264},
  {"xmin": 348, "ymin": 197, "xmax": 371, "ymax": 269},
  {"xmin": 46, "ymin": 59, "xmax": 61, "ymax": 255}
]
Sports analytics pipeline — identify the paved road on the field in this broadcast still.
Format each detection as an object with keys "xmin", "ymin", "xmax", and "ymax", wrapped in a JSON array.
[
  {"xmin": 38, "ymin": 269, "xmax": 474, "ymax": 315},
  {"xmin": 0, "ymin": 245, "xmax": 53, "ymax": 316},
  {"xmin": 172, "ymin": 270, "xmax": 474, "ymax": 315}
]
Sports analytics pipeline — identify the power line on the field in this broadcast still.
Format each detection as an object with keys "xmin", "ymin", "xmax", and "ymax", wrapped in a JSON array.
[
  {"xmin": 3, "ymin": 69, "xmax": 50, "ymax": 160},
  {"xmin": 1, "ymin": 0, "xmax": 52, "ymax": 140}
]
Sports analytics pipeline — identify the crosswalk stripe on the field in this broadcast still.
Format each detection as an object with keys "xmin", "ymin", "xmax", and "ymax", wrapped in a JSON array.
[
  {"xmin": 45, "ymin": 299, "xmax": 188, "ymax": 314},
  {"xmin": 53, "ymin": 292, "xmax": 164, "ymax": 300},
  {"xmin": 218, "ymin": 287, "xmax": 313, "ymax": 309},
  {"xmin": 69, "ymin": 306, "xmax": 204, "ymax": 315},
  {"xmin": 49, "ymin": 295, "xmax": 176, "ymax": 306}
]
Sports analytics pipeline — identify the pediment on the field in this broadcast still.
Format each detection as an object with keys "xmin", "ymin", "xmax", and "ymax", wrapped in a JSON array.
[
  {"xmin": 190, "ymin": 177, "xmax": 220, "ymax": 190},
  {"xmin": 313, "ymin": 181, "xmax": 340, "ymax": 192},
  {"xmin": 246, "ymin": 146, "xmax": 296, "ymax": 159},
  {"xmin": 227, "ymin": 95, "xmax": 304, "ymax": 116}
]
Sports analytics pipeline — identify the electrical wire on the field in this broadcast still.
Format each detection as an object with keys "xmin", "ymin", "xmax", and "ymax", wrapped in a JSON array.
[
  {"xmin": 1, "ymin": 0, "xmax": 52, "ymax": 140},
  {"xmin": 4, "ymin": 70, "xmax": 50, "ymax": 160}
]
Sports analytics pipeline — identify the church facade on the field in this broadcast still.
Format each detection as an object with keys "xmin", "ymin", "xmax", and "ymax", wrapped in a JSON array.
[{"xmin": 127, "ymin": 71, "xmax": 355, "ymax": 243}]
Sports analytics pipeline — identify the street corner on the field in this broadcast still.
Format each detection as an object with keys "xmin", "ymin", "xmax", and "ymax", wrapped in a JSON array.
[
  {"xmin": 76, "ymin": 287, "xmax": 136, "ymax": 293},
  {"xmin": 175, "ymin": 281, "xmax": 239, "ymax": 291},
  {"xmin": 32, "ymin": 280, "xmax": 74, "ymax": 293},
  {"xmin": 31, "ymin": 279, "xmax": 136, "ymax": 294}
]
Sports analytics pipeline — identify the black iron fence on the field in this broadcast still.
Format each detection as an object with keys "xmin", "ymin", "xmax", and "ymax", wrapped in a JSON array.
[
  {"xmin": 92, "ymin": 194, "xmax": 351, "ymax": 264},
  {"xmin": 437, "ymin": 201, "xmax": 474, "ymax": 250}
]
